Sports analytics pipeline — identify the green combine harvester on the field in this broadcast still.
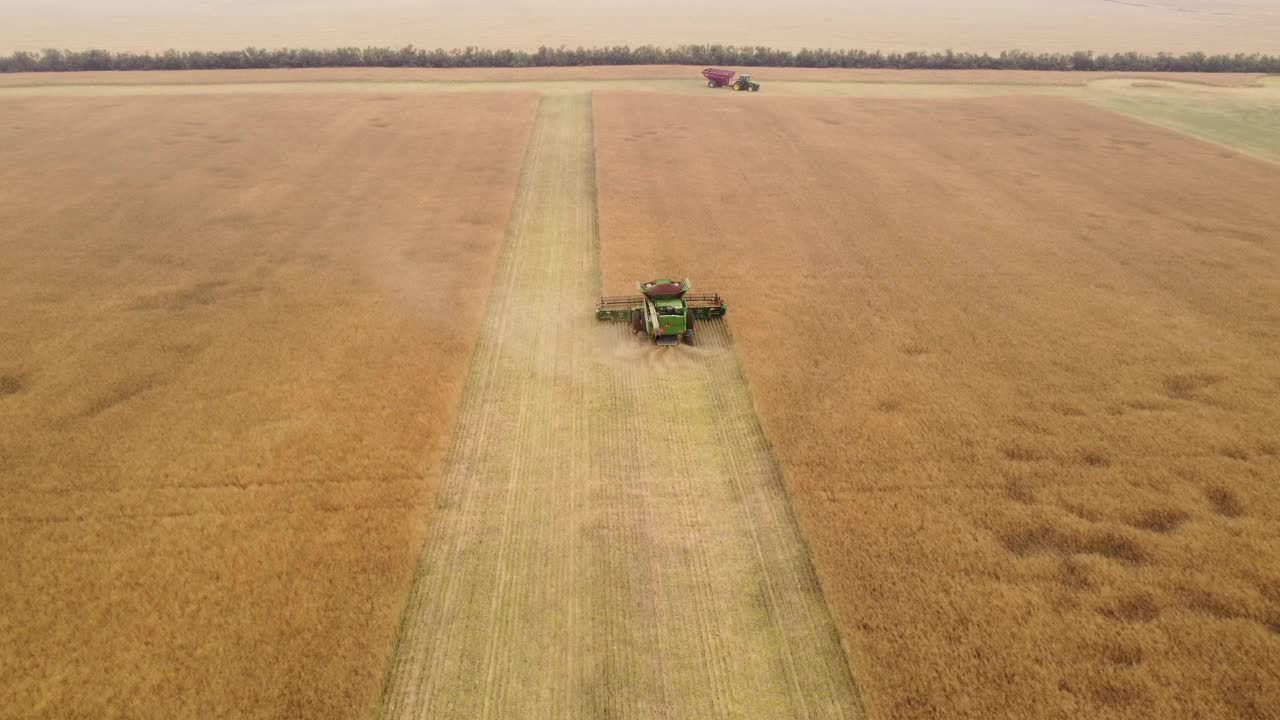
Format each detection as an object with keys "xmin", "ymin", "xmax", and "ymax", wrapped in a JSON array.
[{"xmin": 595, "ymin": 278, "xmax": 727, "ymax": 345}]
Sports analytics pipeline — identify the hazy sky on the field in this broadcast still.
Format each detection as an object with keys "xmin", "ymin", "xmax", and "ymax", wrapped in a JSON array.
[{"xmin": 2, "ymin": 1, "xmax": 1277, "ymax": 54}]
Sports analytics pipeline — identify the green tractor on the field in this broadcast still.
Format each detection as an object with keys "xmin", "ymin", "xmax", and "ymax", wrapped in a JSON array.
[
  {"xmin": 730, "ymin": 74, "xmax": 760, "ymax": 92},
  {"xmin": 595, "ymin": 278, "xmax": 727, "ymax": 345}
]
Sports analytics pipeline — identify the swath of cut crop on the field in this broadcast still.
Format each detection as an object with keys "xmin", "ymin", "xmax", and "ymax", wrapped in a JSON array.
[{"xmin": 377, "ymin": 93, "xmax": 864, "ymax": 719}]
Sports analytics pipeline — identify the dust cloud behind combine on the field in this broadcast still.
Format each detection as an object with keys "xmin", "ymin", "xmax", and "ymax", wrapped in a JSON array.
[
  {"xmin": 595, "ymin": 91, "xmax": 1280, "ymax": 720},
  {"xmin": 3, "ymin": 0, "xmax": 1279, "ymax": 54}
]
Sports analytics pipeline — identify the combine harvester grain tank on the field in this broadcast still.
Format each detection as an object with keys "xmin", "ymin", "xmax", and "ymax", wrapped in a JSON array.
[{"xmin": 596, "ymin": 278, "xmax": 726, "ymax": 345}]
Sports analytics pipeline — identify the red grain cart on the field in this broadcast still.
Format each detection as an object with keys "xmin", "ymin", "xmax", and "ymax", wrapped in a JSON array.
[{"xmin": 702, "ymin": 67, "xmax": 736, "ymax": 88}]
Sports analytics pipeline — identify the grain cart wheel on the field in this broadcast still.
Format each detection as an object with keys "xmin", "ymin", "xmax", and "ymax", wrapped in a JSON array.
[
  {"xmin": 708, "ymin": 80, "xmax": 718, "ymax": 88},
  {"xmin": 630, "ymin": 309, "xmax": 645, "ymax": 335}
]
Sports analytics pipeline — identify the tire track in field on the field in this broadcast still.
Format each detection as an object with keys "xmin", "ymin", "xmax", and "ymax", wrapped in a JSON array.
[{"xmin": 378, "ymin": 93, "xmax": 865, "ymax": 719}]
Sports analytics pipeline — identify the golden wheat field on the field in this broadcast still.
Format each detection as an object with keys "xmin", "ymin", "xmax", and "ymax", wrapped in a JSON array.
[
  {"xmin": 4, "ymin": 0, "xmax": 1280, "ymax": 54},
  {"xmin": 594, "ymin": 91, "xmax": 1280, "ymax": 719},
  {"xmin": 0, "ymin": 91, "xmax": 537, "ymax": 718},
  {"xmin": 4, "ymin": 66, "xmax": 1280, "ymax": 720}
]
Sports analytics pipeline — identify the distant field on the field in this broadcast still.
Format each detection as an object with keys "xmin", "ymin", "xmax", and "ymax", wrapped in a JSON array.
[
  {"xmin": 0, "ymin": 92, "xmax": 536, "ymax": 718},
  {"xmin": 594, "ymin": 92, "xmax": 1280, "ymax": 719},
  {"xmin": 0, "ymin": 66, "xmax": 1265, "ymax": 88},
  {"xmin": 3, "ymin": 0, "xmax": 1280, "ymax": 54}
]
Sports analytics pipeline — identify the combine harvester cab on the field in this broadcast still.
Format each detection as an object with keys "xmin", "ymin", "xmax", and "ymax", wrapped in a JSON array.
[
  {"xmin": 596, "ymin": 278, "xmax": 727, "ymax": 346},
  {"xmin": 639, "ymin": 279, "xmax": 690, "ymax": 346}
]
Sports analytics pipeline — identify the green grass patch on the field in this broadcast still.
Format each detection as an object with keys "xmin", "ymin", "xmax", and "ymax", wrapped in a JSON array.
[{"xmin": 1096, "ymin": 91, "xmax": 1280, "ymax": 163}]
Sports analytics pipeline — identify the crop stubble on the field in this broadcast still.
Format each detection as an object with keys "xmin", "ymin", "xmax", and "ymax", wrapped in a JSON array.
[
  {"xmin": 0, "ymin": 92, "xmax": 537, "ymax": 718},
  {"xmin": 594, "ymin": 92, "xmax": 1280, "ymax": 719},
  {"xmin": 377, "ymin": 93, "xmax": 863, "ymax": 719}
]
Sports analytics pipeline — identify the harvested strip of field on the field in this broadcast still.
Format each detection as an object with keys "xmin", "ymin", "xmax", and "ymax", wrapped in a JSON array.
[
  {"xmin": 1088, "ymin": 79, "xmax": 1280, "ymax": 163},
  {"xmin": 0, "ymin": 92, "xmax": 537, "ymax": 718},
  {"xmin": 0, "ymin": 66, "xmax": 1262, "ymax": 88},
  {"xmin": 378, "ymin": 93, "xmax": 863, "ymax": 719},
  {"xmin": 595, "ymin": 92, "xmax": 1280, "ymax": 719}
]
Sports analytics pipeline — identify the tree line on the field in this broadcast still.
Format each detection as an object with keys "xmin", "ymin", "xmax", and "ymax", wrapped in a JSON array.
[{"xmin": 2, "ymin": 45, "xmax": 1278, "ymax": 74}]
